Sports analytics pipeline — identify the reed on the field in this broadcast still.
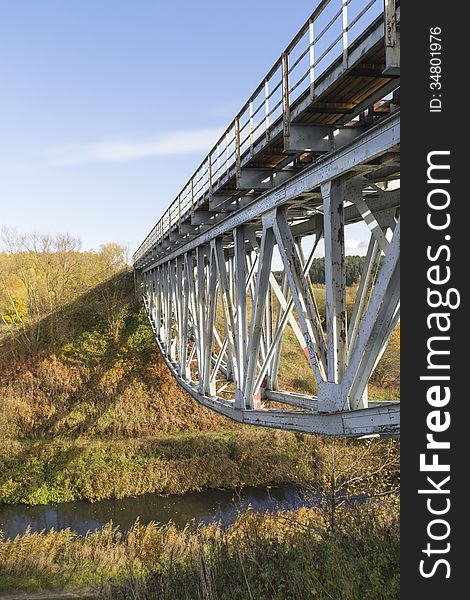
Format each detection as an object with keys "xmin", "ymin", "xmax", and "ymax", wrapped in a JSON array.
[{"xmin": 0, "ymin": 498, "xmax": 399, "ymax": 599}]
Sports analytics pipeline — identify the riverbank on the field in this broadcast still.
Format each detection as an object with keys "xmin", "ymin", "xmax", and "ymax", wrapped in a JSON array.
[
  {"xmin": 0, "ymin": 430, "xmax": 319, "ymax": 505},
  {"xmin": 0, "ymin": 497, "xmax": 399, "ymax": 599},
  {"xmin": 0, "ymin": 484, "xmax": 306, "ymax": 538},
  {"xmin": 0, "ymin": 432, "xmax": 399, "ymax": 506}
]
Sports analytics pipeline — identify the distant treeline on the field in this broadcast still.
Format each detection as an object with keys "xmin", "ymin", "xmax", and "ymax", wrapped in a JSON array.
[
  {"xmin": 308, "ymin": 255, "xmax": 366, "ymax": 286},
  {"xmin": 274, "ymin": 256, "xmax": 367, "ymax": 286}
]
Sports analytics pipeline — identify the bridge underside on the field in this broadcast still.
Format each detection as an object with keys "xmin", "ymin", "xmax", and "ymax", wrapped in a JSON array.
[
  {"xmin": 141, "ymin": 112, "xmax": 400, "ymax": 436},
  {"xmin": 135, "ymin": 1, "xmax": 400, "ymax": 436}
]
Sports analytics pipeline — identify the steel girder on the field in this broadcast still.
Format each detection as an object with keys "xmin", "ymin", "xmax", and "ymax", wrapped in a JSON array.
[
  {"xmin": 134, "ymin": 1, "xmax": 400, "ymax": 268},
  {"xmin": 139, "ymin": 113, "xmax": 400, "ymax": 436}
]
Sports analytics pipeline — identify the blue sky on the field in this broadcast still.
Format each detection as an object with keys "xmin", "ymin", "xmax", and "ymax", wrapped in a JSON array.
[{"xmin": 0, "ymin": 0, "xmax": 368, "ymax": 257}]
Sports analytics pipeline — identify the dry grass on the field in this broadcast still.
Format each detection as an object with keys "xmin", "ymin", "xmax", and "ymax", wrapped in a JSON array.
[
  {"xmin": 0, "ymin": 272, "xmax": 233, "ymax": 440},
  {"xmin": 0, "ymin": 497, "xmax": 399, "ymax": 599},
  {"xmin": 0, "ymin": 272, "xmax": 399, "ymax": 439}
]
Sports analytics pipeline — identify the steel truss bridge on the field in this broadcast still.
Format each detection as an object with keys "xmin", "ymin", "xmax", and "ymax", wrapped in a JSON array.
[{"xmin": 134, "ymin": 0, "xmax": 400, "ymax": 436}]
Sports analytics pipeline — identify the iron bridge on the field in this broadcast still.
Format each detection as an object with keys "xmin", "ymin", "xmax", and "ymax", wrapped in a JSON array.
[{"xmin": 133, "ymin": 0, "xmax": 400, "ymax": 436}]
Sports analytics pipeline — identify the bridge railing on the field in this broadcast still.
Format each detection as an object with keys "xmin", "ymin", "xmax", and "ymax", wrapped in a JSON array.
[{"xmin": 133, "ymin": 0, "xmax": 388, "ymax": 265}]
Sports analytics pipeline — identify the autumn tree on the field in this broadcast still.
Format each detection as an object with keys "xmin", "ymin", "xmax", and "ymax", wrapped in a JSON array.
[
  {"xmin": 303, "ymin": 438, "xmax": 400, "ymax": 530},
  {"xmin": 0, "ymin": 228, "xmax": 128, "ymax": 351}
]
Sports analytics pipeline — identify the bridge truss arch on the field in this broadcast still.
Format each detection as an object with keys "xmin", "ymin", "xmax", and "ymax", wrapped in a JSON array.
[{"xmin": 134, "ymin": 0, "xmax": 400, "ymax": 436}]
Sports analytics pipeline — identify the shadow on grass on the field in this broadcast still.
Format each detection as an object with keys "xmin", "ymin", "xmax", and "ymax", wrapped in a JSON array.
[{"xmin": 0, "ymin": 271, "xmax": 147, "ymax": 503}]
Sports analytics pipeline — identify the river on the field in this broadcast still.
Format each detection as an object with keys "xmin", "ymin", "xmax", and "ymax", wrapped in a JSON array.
[{"xmin": 0, "ymin": 485, "xmax": 308, "ymax": 540}]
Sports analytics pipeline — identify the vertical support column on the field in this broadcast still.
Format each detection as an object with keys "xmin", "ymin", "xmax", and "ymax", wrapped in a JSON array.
[
  {"xmin": 244, "ymin": 218, "xmax": 275, "ymax": 408},
  {"xmin": 322, "ymin": 179, "xmax": 347, "ymax": 383},
  {"xmin": 264, "ymin": 280, "xmax": 272, "ymax": 388},
  {"xmin": 157, "ymin": 268, "xmax": 163, "ymax": 342},
  {"xmin": 161, "ymin": 262, "xmax": 169, "ymax": 353},
  {"xmin": 203, "ymin": 247, "xmax": 218, "ymax": 397},
  {"xmin": 184, "ymin": 251, "xmax": 200, "ymax": 381},
  {"xmin": 196, "ymin": 246, "xmax": 207, "ymax": 394},
  {"xmin": 156, "ymin": 266, "xmax": 162, "ymax": 341},
  {"xmin": 228, "ymin": 254, "xmax": 235, "ymax": 307},
  {"xmin": 226, "ymin": 254, "xmax": 235, "ymax": 381},
  {"xmin": 234, "ymin": 226, "xmax": 247, "ymax": 408},
  {"xmin": 170, "ymin": 263, "xmax": 180, "ymax": 366}
]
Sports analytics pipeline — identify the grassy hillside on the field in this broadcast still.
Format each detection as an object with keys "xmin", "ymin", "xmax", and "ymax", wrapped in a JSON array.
[{"xmin": 0, "ymin": 270, "xmax": 231, "ymax": 439}]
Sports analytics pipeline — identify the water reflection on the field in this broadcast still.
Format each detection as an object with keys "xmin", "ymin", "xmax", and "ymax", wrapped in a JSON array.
[{"xmin": 0, "ymin": 485, "xmax": 306, "ymax": 540}]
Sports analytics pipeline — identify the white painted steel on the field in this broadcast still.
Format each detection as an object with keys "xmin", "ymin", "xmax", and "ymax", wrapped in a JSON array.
[{"xmin": 135, "ymin": 2, "xmax": 400, "ymax": 436}]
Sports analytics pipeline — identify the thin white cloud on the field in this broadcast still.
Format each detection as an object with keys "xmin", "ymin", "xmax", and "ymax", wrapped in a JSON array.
[
  {"xmin": 345, "ymin": 239, "xmax": 368, "ymax": 256},
  {"xmin": 46, "ymin": 127, "xmax": 224, "ymax": 166}
]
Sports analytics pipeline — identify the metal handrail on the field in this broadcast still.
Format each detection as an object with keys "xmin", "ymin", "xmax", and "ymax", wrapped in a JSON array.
[{"xmin": 134, "ymin": 0, "xmax": 385, "ymax": 264}]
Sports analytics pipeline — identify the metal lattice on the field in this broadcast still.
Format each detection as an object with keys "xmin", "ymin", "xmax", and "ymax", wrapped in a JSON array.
[{"xmin": 134, "ymin": 0, "xmax": 400, "ymax": 436}]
